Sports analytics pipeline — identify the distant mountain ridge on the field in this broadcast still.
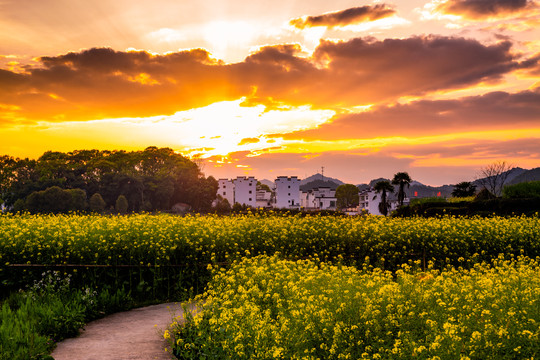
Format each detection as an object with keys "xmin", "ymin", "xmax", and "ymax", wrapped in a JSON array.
[
  {"xmin": 358, "ymin": 167, "xmax": 539, "ymax": 198},
  {"xmin": 300, "ymin": 173, "xmax": 344, "ymax": 186},
  {"xmin": 507, "ymin": 167, "xmax": 540, "ymax": 184},
  {"xmin": 362, "ymin": 178, "xmax": 453, "ymax": 199},
  {"xmin": 262, "ymin": 167, "xmax": 540, "ymax": 197},
  {"xmin": 300, "ymin": 179, "xmax": 342, "ymax": 192}
]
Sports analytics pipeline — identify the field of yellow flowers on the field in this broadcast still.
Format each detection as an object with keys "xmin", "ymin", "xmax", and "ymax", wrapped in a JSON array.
[
  {"xmin": 1, "ymin": 213, "xmax": 539, "ymax": 358},
  {"xmin": 170, "ymin": 255, "xmax": 540, "ymax": 359},
  {"xmin": 1, "ymin": 212, "xmax": 539, "ymax": 299}
]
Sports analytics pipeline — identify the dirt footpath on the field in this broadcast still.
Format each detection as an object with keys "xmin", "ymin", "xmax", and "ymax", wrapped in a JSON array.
[{"xmin": 51, "ymin": 302, "xmax": 192, "ymax": 360}]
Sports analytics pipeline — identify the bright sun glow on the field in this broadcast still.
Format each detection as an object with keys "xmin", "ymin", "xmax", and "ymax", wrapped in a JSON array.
[
  {"xmin": 27, "ymin": 98, "xmax": 335, "ymax": 159},
  {"xmin": 202, "ymin": 21, "xmax": 258, "ymax": 60}
]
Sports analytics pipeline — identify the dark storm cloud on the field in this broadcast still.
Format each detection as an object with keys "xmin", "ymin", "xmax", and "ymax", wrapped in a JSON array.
[{"xmin": 289, "ymin": 4, "xmax": 396, "ymax": 29}]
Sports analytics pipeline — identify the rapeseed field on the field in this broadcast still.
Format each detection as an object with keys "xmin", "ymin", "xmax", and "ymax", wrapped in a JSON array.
[
  {"xmin": 1, "ymin": 212, "xmax": 539, "ymax": 358},
  {"xmin": 170, "ymin": 255, "xmax": 540, "ymax": 359}
]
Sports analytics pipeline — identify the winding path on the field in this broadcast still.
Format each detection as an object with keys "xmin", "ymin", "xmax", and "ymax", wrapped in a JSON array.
[{"xmin": 51, "ymin": 302, "xmax": 193, "ymax": 360}]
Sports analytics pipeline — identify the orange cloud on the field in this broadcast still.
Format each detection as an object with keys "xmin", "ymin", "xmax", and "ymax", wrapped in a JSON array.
[
  {"xmin": 238, "ymin": 137, "xmax": 260, "ymax": 145},
  {"xmin": 289, "ymin": 4, "xmax": 396, "ymax": 29},
  {"xmin": 0, "ymin": 36, "xmax": 531, "ymax": 127},
  {"xmin": 279, "ymin": 88, "xmax": 540, "ymax": 141},
  {"xmin": 435, "ymin": 0, "xmax": 535, "ymax": 20}
]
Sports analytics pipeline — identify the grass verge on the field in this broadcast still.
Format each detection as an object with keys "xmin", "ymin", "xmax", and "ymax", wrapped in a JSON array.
[{"xmin": 0, "ymin": 271, "xmax": 132, "ymax": 360}]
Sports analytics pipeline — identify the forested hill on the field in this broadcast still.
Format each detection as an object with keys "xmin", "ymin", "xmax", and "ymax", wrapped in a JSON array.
[{"xmin": 0, "ymin": 147, "xmax": 217, "ymax": 213}]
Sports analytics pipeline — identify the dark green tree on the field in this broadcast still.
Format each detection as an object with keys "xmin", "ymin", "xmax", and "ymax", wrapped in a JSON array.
[
  {"xmin": 214, "ymin": 195, "xmax": 232, "ymax": 215},
  {"xmin": 256, "ymin": 181, "xmax": 272, "ymax": 193},
  {"xmin": 1, "ymin": 147, "xmax": 214, "ymax": 212},
  {"xmin": 115, "ymin": 195, "xmax": 129, "ymax": 214},
  {"xmin": 392, "ymin": 172, "xmax": 412, "ymax": 207},
  {"xmin": 89, "ymin": 193, "xmax": 106, "ymax": 213},
  {"xmin": 26, "ymin": 186, "xmax": 73, "ymax": 213},
  {"xmin": 451, "ymin": 181, "xmax": 477, "ymax": 198},
  {"xmin": 374, "ymin": 180, "xmax": 394, "ymax": 216},
  {"xmin": 335, "ymin": 184, "xmax": 359, "ymax": 209},
  {"xmin": 3, "ymin": 158, "xmax": 40, "ymax": 208},
  {"xmin": 12, "ymin": 198, "xmax": 26, "ymax": 212},
  {"xmin": 69, "ymin": 189, "xmax": 88, "ymax": 211},
  {"xmin": 185, "ymin": 176, "xmax": 218, "ymax": 212},
  {"xmin": 0, "ymin": 155, "xmax": 17, "ymax": 206}
]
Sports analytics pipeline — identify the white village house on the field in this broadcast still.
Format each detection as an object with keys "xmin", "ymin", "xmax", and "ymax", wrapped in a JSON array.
[
  {"xmin": 275, "ymin": 176, "xmax": 301, "ymax": 209},
  {"xmin": 256, "ymin": 189, "xmax": 273, "ymax": 208},
  {"xmin": 358, "ymin": 188, "xmax": 409, "ymax": 215},
  {"xmin": 216, "ymin": 175, "xmax": 408, "ymax": 215},
  {"xmin": 217, "ymin": 178, "xmax": 235, "ymax": 206},
  {"xmin": 216, "ymin": 176, "xmax": 301, "ymax": 209},
  {"xmin": 233, "ymin": 176, "xmax": 257, "ymax": 208},
  {"xmin": 300, "ymin": 187, "xmax": 337, "ymax": 211}
]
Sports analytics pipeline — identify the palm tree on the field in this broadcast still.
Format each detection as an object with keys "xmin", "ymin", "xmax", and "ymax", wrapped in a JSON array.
[
  {"xmin": 392, "ymin": 172, "xmax": 412, "ymax": 207},
  {"xmin": 374, "ymin": 180, "xmax": 394, "ymax": 216}
]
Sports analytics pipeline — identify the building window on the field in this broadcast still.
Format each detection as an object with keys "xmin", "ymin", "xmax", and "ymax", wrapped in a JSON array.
[
  {"xmin": 249, "ymin": 198, "xmax": 252, "ymax": 201},
  {"xmin": 288, "ymin": 185, "xmax": 290, "ymax": 189},
  {"xmin": 288, "ymin": 193, "xmax": 290, "ymax": 196},
  {"xmin": 223, "ymin": 192, "xmax": 226, "ymax": 195},
  {"xmin": 249, "ymin": 190, "xmax": 252, "ymax": 194},
  {"xmin": 330, "ymin": 201, "xmax": 336, "ymax": 207}
]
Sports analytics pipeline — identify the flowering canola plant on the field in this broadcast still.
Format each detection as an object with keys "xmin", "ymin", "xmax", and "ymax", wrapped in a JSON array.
[
  {"xmin": 171, "ymin": 255, "xmax": 540, "ymax": 359},
  {"xmin": 1, "ymin": 213, "xmax": 539, "ymax": 267},
  {"xmin": 1, "ymin": 213, "xmax": 540, "ymax": 297}
]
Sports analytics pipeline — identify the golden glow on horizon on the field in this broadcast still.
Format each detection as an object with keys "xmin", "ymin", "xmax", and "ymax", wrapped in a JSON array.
[
  {"xmin": 1, "ymin": 0, "xmax": 539, "ymax": 185},
  {"xmin": 0, "ymin": 98, "xmax": 335, "ymax": 158}
]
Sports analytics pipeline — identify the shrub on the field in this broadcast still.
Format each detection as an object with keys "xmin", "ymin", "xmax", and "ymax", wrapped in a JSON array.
[
  {"xmin": 25, "ymin": 186, "xmax": 79, "ymax": 214},
  {"xmin": 503, "ymin": 181, "xmax": 540, "ymax": 199},
  {"xmin": 89, "ymin": 193, "xmax": 106, "ymax": 213},
  {"xmin": 140, "ymin": 200, "xmax": 153, "ymax": 212},
  {"xmin": 12, "ymin": 198, "xmax": 26, "ymax": 212},
  {"xmin": 213, "ymin": 196, "xmax": 231, "ymax": 215},
  {"xmin": 0, "ymin": 271, "xmax": 133, "ymax": 360},
  {"xmin": 447, "ymin": 196, "xmax": 474, "ymax": 203},
  {"xmin": 69, "ymin": 189, "xmax": 88, "ymax": 211},
  {"xmin": 115, "ymin": 195, "xmax": 129, "ymax": 214},
  {"xmin": 474, "ymin": 188, "xmax": 496, "ymax": 201},
  {"xmin": 409, "ymin": 197, "xmax": 446, "ymax": 206}
]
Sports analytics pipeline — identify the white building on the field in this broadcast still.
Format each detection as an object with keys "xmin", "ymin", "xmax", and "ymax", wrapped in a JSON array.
[
  {"xmin": 275, "ymin": 176, "xmax": 300, "ymax": 209},
  {"xmin": 301, "ymin": 187, "xmax": 337, "ymax": 210},
  {"xmin": 217, "ymin": 178, "xmax": 235, "ymax": 206},
  {"xmin": 234, "ymin": 176, "xmax": 257, "ymax": 208},
  {"xmin": 256, "ymin": 190, "xmax": 273, "ymax": 208},
  {"xmin": 358, "ymin": 188, "xmax": 406, "ymax": 215}
]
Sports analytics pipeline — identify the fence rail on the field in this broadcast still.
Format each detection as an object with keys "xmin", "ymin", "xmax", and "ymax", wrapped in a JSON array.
[{"xmin": 6, "ymin": 262, "xmax": 229, "ymax": 268}]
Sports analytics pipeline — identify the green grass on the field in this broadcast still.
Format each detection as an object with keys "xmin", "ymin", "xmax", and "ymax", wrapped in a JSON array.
[{"xmin": 0, "ymin": 271, "xmax": 132, "ymax": 360}]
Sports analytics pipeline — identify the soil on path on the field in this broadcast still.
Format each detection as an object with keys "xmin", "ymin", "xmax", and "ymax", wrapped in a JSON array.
[{"xmin": 51, "ymin": 302, "xmax": 192, "ymax": 360}]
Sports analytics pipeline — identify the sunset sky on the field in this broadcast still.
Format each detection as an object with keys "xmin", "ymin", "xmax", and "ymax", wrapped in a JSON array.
[{"xmin": 1, "ymin": 0, "xmax": 539, "ymax": 185}]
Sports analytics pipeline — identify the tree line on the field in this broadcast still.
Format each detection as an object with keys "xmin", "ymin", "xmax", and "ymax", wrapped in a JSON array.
[{"xmin": 0, "ymin": 147, "xmax": 217, "ymax": 213}]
